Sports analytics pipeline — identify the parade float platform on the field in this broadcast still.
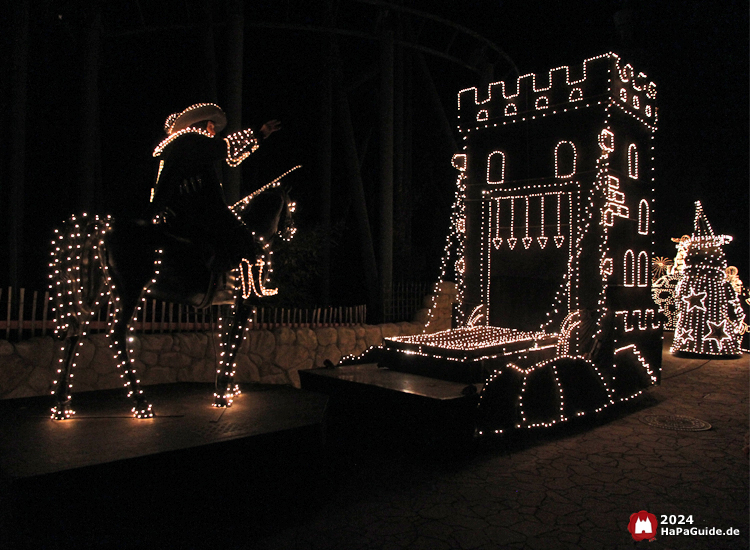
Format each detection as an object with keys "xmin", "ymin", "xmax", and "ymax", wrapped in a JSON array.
[
  {"xmin": 0, "ymin": 384, "xmax": 330, "ymax": 549},
  {"xmin": 298, "ymin": 363, "xmax": 481, "ymax": 445},
  {"xmin": 316, "ymin": 326, "xmax": 559, "ymax": 388},
  {"xmin": 297, "ymin": 327, "xmax": 559, "ymax": 443},
  {"xmin": 0, "ymin": 383, "xmax": 328, "ymax": 481},
  {"xmin": 380, "ymin": 327, "xmax": 558, "ymax": 383}
]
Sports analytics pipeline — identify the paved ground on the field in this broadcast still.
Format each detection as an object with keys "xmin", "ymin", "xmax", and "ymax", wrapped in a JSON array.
[
  {"xmin": 3, "ymin": 337, "xmax": 747, "ymax": 550},
  {"xmin": 250, "ymin": 339, "xmax": 749, "ymax": 550}
]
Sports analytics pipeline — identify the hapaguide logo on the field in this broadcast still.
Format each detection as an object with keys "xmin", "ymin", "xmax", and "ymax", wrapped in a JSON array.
[{"xmin": 628, "ymin": 510, "xmax": 658, "ymax": 541}]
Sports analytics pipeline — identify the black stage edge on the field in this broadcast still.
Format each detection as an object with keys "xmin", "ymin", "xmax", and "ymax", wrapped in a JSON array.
[
  {"xmin": 299, "ymin": 364, "xmax": 481, "ymax": 449},
  {"xmin": 0, "ymin": 383, "xmax": 328, "ymax": 549}
]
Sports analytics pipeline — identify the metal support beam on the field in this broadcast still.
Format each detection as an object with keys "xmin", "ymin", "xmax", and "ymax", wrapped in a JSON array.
[
  {"xmin": 79, "ymin": 6, "xmax": 102, "ymax": 213},
  {"xmin": 379, "ymin": 24, "xmax": 394, "ymax": 320},
  {"xmin": 333, "ymin": 46, "xmax": 380, "ymax": 314},
  {"xmin": 318, "ymin": 36, "xmax": 334, "ymax": 304},
  {"xmin": 223, "ymin": 0, "xmax": 244, "ymax": 204}
]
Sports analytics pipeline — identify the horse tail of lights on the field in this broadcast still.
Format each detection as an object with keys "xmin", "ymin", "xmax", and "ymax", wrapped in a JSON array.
[
  {"xmin": 49, "ymin": 214, "xmax": 110, "ymax": 420},
  {"xmin": 50, "ymin": 214, "xmax": 109, "ymax": 337}
]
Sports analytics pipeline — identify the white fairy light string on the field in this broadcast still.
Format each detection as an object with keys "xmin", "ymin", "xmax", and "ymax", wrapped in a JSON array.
[
  {"xmin": 536, "ymin": 195, "xmax": 546, "ymax": 249},
  {"xmin": 522, "ymin": 197, "xmax": 532, "ymax": 249},
  {"xmin": 230, "ymin": 165, "xmax": 301, "ymax": 213},
  {"xmin": 508, "ymin": 198, "xmax": 516, "ymax": 249},
  {"xmin": 493, "ymin": 198, "xmax": 503, "ymax": 249},
  {"xmin": 555, "ymin": 193, "xmax": 565, "ymax": 248}
]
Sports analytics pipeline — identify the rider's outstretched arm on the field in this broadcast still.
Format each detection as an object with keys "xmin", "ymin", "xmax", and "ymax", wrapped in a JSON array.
[{"xmin": 224, "ymin": 119, "xmax": 281, "ymax": 167}]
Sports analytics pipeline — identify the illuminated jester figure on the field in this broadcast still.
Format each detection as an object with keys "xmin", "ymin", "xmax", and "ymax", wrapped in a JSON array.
[
  {"xmin": 669, "ymin": 235, "xmax": 690, "ymax": 276},
  {"xmin": 651, "ymin": 236, "xmax": 690, "ymax": 331},
  {"xmin": 671, "ymin": 202, "xmax": 745, "ymax": 356},
  {"xmin": 150, "ymin": 103, "xmax": 281, "ymax": 273},
  {"xmin": 724, "ymin": 266, "xmax": 749, "ymax": 351},
  {"xmin": 725, "ymin": 266, "xmax": 743, "ymax": 296}
]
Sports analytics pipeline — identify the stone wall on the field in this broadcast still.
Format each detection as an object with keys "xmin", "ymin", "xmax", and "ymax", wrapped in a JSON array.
[{"xmin": 0, "ymin": 282, "xmax": 457, "ymax": 400}]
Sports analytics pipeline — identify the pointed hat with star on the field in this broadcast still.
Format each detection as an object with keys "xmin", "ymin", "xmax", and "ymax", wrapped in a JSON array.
[{"xmin": 692, "ymin": 201, "xmax": 732, "ymax": 245}]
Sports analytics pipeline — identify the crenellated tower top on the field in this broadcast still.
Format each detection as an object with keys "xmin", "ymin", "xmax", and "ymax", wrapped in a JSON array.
[{"xmin": 457, "ymin": 52, "xmax": 657, "ymax": 132}]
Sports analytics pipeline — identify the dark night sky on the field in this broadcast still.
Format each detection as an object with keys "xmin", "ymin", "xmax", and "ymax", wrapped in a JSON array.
[{"xmin": 1, "ymin": 0, "xmax": 748, "ymax": 299}]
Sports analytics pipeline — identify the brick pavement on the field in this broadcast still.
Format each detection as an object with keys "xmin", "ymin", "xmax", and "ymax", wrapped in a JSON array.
[{"xmin": 253, "ymin": 341, "xmax": 749, "ymax": 550}]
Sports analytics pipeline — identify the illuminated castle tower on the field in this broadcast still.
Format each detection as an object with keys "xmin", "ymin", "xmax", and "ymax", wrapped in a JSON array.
[
  {"xmin": 346, "ymin": 54, "xmax": 662, "ymax": 432},
  {"xmin": 455, "ymin": 53, "xmax": 656, "ymax": 336},
  {"xmin": 453, "ymin": 53, "xmax": 661, "ymax": 366}
]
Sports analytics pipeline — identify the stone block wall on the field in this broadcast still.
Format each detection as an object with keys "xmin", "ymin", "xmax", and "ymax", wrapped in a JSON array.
[{"xmin": 0, "ymin": 282, "xmax": 457, "ymax": 400}]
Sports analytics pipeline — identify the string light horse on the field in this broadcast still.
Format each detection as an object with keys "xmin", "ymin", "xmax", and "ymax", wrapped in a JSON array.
[{"xmin": 49, "ymin": 170, "xmax": 297, "ymax": 420}]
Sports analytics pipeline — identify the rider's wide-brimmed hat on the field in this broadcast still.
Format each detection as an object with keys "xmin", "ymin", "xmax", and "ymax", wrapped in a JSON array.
[{"xmin": 164, "ymin": 103, "xmax": 227, "ymax": 135}]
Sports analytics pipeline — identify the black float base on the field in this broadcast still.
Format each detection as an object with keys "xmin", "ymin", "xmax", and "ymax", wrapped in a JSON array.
[
  {"xmin": 0, "ymin": 383, "xmax": 328, "ymax": 549},
  {"xmin": 299, "ymin": 364, "xmax": 481, "ymax": 450}
]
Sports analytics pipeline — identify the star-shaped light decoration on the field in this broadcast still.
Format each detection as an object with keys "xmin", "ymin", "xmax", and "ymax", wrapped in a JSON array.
[
  {"xmin": 705, "ymin": 319, "xmax": 730, "ymax": 348},
  {"xmin": 674, "ymin": 326, "xmax": 694, "ymax": 344},
  {"xmin": 682, "ymin": 289, "xmax": 707, "ymax": 312}
]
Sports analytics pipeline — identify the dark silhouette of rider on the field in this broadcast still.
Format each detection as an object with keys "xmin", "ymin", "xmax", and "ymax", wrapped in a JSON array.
[{"xmin": 149, "ymin": 103, "xmax": 280, "ymax": 272}]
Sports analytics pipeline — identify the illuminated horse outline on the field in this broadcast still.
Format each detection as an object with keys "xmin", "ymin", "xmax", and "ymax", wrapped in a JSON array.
[{"xmin": 49, "ymin": 171, "xmax": 297, "ymax": 420}]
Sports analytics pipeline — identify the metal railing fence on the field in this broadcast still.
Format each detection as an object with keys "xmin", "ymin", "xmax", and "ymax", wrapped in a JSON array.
[{"xmin": 0, "ymin": 287, "xmax": 367, "ymax": 342}]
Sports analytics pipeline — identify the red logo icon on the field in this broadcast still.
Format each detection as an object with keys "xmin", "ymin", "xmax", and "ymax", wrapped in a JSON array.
[{"xmin": 628, "ymin": 510, "xmax": 658, "ymax": 541}]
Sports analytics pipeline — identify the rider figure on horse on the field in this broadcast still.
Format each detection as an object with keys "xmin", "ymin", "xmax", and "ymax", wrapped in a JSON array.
[{"xmin": 149, "ymin": 103, "xmax": 280, "ymax": 273}]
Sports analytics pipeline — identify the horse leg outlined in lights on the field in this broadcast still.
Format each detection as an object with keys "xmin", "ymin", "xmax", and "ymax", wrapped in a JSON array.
[
  {"xmin": 107, "ymin": 287, "xmax": 154, "ymax": 418},
  {"xmin": 213, "ymin": 289, "xmax": 254, "ymax": 407}
]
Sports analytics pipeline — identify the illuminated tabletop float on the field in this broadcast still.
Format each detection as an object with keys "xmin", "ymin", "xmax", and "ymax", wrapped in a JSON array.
[{"xmin": 323, "ymin": 53, "xmax": 662, "ymax": 435}]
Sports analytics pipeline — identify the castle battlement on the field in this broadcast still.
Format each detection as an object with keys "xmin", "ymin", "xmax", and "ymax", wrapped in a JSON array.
[{"xmin": 457, "ymin": 53, "xmax": 657, "ymax": 130}]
